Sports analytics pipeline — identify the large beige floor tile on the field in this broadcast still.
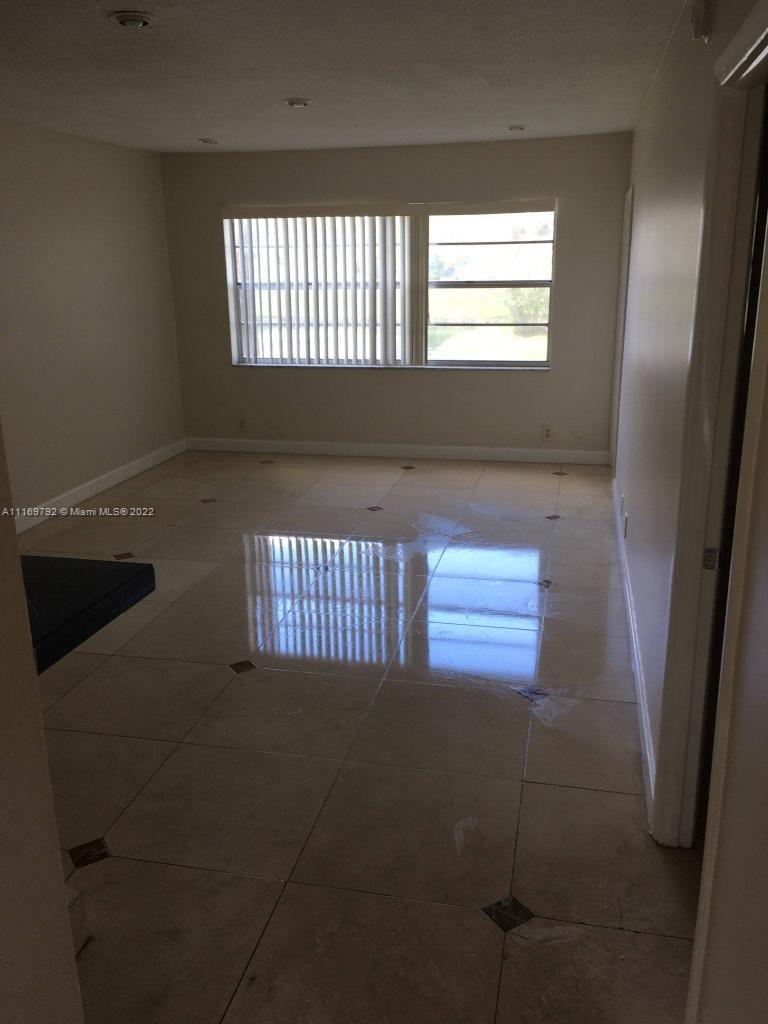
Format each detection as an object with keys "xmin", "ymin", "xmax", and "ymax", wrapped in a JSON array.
[
  {"xmin": 547, "ymin": 552, "xmax": 623, "ymax": 591},
  {"xmin": 187, "ymin": 668, "xmax": 377, "ymax": 758},
  {"xmin": 76, "ymin": 599, "xmax": 171, "ymax": 655},
  {"xmin": 176, "ymin": 499, "xmax": 281, "ymax": 531},
  {"xmin": 33, "ymin": 515, "xmax": 170, "ymax": 556},
  {"xmin": 551, "ymin": 519, "xmax": 619, "ymax": 560},
  {"xmin": 453, "ymin": 514, "xmax": 555, "ymax": 546},
  {"xmin": 497, "ymin": 917, "xmax": 692, "ymax": 1024},
  {"xmin": 536, "ymin": 626, "xmax": 635, "ymax": 700},
  {"xmin": 293, "ymin": 482, "xmax": 393, "ymax": 508},
  {"xmin": 556, "ymin": 485, "xmax": 614, "ymax": 521},
  {"xmin": 352, "ymin": 507, "xmax": 463, "ymax": 541},
  {"xmin": 16, "ymin": 515, "xmax": 75, "ymax": 551},
  {"xmin": 387, "ymin": 618, "xmax": 540, "ymax": 693},
  {"xmin": 465, "ymin": 494, "xmax": 558, "ymax": 520},
  {"xmin": 383, "ymin": 482, "xmax": 475, "ymax": 510},
  {"xmin": 119, "ymin": 590, "xmax": 288, "ymax": 663},
  {"xmin": 127, "ymin": 556, "xmax": 218, "ymax": 601},
  {"xmin": 74, "ymin": 858, "xmax": 281, "ymax": 1024},
  {"xmin": 260, "ymin": 504, "xmax": 368, "ymax": 536},
  {"xmin": 107, "ymin": 743, "xmax": 339, "ymax": 877},
  {"xmin": 138, "ymin": 471, "xmax": 246, "ymax": 501},
  {"xmin": 222, "ymin": 884, "xmax": 501, "ymax": 1024},
  {"xmin": 177, "ymin": 559, "xmax": 310, "ymax": 607},
  {"xmin": 545, "ymin": 588, "xmax": 628, "ymax": 637},
  {"xmin": 38, "ymin": 651, "xmax": 107, "ymax": 711},
  {"xmin": 45, "ymin": 657, "xmax": 232, "ymax": 740},
  {"xmin": 294, "ymin": 761, "xmax": 521, "ymax": 906},
  {"xmin": 45, "ymin": 729, "xmax": 173, "ymax": 848},
  {"xmin": 214, "ymin": 477, "xmax": 317, "ymax": 502},
  {"xmin": 348, "ymin": 680, "xmax": 530, "ymax": 779},
  {"xmin": 134, "ymin": 525, "xmax": 253, "ymax": 562},
  {"xmin": 525, "ymin": 697, "xmax": 643, "ymax": 793},
  {"xmin": 513, "ymin": 784, "xmax": 701, "ymax": 937}
]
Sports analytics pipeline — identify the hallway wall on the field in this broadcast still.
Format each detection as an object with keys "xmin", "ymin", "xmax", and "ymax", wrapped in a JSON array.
[{"xmin": 614, "ymin": 0, "xmax": 755, "ymax": 813}]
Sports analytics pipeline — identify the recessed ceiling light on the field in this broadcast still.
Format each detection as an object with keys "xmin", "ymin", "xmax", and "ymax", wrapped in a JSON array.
[
  {"xmin": 285, "ymin": 97, "xmax": 312, "ymax": 108},
  {"xmin": 198, "ymin": 138, "xmax": 218, "ymax": 145},
  {"xmin": 507, "ymin": 124, "xmax": 529, "ymax": 132},
  {"xmin": 111, "ymin": 10, "xmax": 152, "ymax": 28}
]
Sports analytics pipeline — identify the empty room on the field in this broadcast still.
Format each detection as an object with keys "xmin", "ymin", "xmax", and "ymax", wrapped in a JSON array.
[{"xmin": 2, "ymin": 2, "xmax": 767, "ymax": 1023}]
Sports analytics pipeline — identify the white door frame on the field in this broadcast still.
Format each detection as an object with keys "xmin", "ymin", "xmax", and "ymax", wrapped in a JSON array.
[{"xmin": 650, "ymin": 5, "xmax": 768, "ymax": 847}]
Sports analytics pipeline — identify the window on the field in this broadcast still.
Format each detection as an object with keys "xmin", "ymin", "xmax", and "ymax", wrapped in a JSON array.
[
  {"xmin": 224, "ymin": 206, "xmax": 555, "ymax": 368},
  {"xmin": 427, "ymin": 211, "xmax": 554, "ymax": 365}
]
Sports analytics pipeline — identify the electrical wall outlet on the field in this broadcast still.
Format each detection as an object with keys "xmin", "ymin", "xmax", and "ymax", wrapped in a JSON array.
[{"xmin": 541, "ymin": 424, "xmax": 554, "ymax": 442}]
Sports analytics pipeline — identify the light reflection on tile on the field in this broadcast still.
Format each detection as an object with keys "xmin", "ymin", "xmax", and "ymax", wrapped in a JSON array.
[
  {"xmin": 241, "ymin": 533, "xmax": 347, "ymax": 569},
  {"xmin": 416, "ymin": 576, "xmax": 545, "ymax": 630},
  {"xmin": 260, "ymin": 617, "xmax": 403, "ymax": 679},
  {"xmin": 387, "ymin": 619, "xmax": 540, "ymax": 693},
  {"xmin": 434, "ymin": 542, "xmax": 546, "ymax": 582},
  {"xmin": 288, "ymin": 568, "xmax": 426, "ymax": 629},
  {"xmin": 331, "ymin": 536, "xmax": 447, "ymax": 576}
]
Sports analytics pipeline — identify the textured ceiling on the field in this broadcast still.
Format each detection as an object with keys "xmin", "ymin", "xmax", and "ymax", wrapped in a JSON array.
[{"xmin": 0, "ymin": 0, "xmax": 684, "ymax": 152}]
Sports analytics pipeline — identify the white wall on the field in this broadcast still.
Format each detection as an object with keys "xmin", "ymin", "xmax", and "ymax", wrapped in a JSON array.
[
  {"xmin": 0, "ymin": 120, "xmax": 184, "ymax": 509},
  {"xmin": 0, "ymin": 421, "xmax": 84, "ymax": 1024},
  {"xmin": 161, "ymin": 133, "xmax": 631, "ymax": 457},
  {"xmin": 614, "ymin": 0, "xmax": 755, "ymax": 811}
]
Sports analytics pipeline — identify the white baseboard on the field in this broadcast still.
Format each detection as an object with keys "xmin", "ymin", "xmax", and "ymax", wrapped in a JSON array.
[
  {"xmin": 187, "ymin": 436, "xmax": 610, "ymax": 465},
  {"xmin": 613, "ymin": 478, "xmax": 656, "ymax": 813},
  {"xmin": 15, "ymin": 439, "xmax": 187, "ymax": 533}
]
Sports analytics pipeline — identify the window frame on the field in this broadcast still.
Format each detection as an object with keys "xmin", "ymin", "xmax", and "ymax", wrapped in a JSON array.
[{"xmin": 223, "ymin": 200, "xmax": 557, "ymax": 371}]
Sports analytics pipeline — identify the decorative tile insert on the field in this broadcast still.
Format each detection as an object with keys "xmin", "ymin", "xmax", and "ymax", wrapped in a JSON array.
[
  {"xmin": 229, "ymin": 659, "xmax": 257, "ymax": 674},
  {"xmin": 69, "ymin": 836, "xmax": 110, "ymax": 869},
  {"xmin": 113, "ymin": 552, "xmax": 134, "ymax": 560},
  {"xmin": 482, "ymin": 895, "xmax": 534, "ymax": 932},
  {"xmin": 513, "ymin": 687, "xmax": 549, "ymax": 704}
]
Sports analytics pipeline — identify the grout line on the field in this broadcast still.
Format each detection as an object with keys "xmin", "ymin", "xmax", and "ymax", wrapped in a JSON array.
[
  {"xmin": 40, "ymin": 655, "xmax": 111, "ymax": 717},
  {"xmin": 89, "ymin": 854, "xmax": 694, "ymax": 944}
]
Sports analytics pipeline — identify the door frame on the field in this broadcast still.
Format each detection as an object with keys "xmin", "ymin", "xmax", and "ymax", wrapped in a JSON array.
[{"xmin": 650, "ymin": 10, "xmax": 768, "ymax": 846}]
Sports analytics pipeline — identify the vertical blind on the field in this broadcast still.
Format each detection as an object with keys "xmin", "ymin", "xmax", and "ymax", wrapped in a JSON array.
[{"xmin": 225, "ymin": 215, "xmax": 417, "ymax": 366}]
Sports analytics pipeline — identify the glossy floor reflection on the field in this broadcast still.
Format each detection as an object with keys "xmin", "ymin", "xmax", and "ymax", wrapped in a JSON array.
[{"xmin": 26, "ymin": 452, "xmax": 699, "ymax": 1023}]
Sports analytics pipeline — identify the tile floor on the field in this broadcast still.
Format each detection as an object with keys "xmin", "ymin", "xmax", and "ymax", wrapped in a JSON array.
[{"xmin": 25, "ymin": 452, "xmax": 700, "ymax": 1023}]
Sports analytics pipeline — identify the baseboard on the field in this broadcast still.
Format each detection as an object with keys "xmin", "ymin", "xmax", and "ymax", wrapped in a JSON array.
[
  {"xmin": 613, "ymin": 478, "xmax": 656, "ymax": 813},
  {"xmin": 14, "ymin": 439, "xmax": 187, "ymax": 533},
  {"xmin": 187, "ymin": 436, "xmax": 611, "ymax": 465}
]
